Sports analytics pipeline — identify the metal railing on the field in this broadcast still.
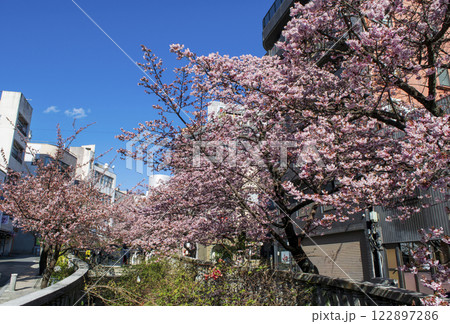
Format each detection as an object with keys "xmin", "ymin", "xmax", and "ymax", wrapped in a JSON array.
[
  {"xmin": 296, "ymin": 273, "xmax": 430, "ymax": 306},
  {"xmin": 179, "ymin": 256, "xmax": 433, "ymax": 306}
]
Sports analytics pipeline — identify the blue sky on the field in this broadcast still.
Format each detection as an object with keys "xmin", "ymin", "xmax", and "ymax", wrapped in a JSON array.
[{"xmin": 0, "ymin": 0, "xmax": 274, "ymax": 190}]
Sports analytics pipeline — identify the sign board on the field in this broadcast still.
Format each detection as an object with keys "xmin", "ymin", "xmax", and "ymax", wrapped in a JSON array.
[{"xmin": 280, "ymin": 251, "xmax": 291, "ymax": 264}]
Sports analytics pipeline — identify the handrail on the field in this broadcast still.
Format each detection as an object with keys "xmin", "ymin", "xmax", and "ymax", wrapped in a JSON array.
[
  {"xmin": 296, "ymin": 273, "xmax": 430, "ymax": 306},
  {"xmin": 178, "ymin": 256, "xmax": 434, "ymax": 306}
]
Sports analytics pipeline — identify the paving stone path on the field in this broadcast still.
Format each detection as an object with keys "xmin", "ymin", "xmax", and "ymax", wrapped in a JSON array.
[{"xmin": 0, "ymin": 255, "xmax": 41, "ymax": 304}]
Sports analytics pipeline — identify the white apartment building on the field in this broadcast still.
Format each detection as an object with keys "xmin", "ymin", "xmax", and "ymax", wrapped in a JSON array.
[
  {"xmin": 69, "ymin": 145, "xmax": 95, "ymax": 180},
  {"xmin": 0, "ymin": 90, "xmax": 33, "ymax": 256},
  {"xmin": 93, "ymin": 162, "xmax": 117, "ymax": 202},
  {"xmin": 70, "ymin": 145, "xmax": 117, "ymax": 202},
  {"xmin": 207, "ymin": 101, "xmax": 244, "ymax": 121},
  {"xmin": 0, "ymin": 91, "xmax": 33, "ymax": 176},
  {"xmin": 148, "ymin": 174, "xmax": 171, "ymax": 188},
  {"xmin": 24, "ymin": 143, "xmax": 78, "ymax": 174}
]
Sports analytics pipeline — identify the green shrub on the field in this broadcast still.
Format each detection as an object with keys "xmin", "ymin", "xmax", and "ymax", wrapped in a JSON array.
[
  {"xmin": 49, "ymin": 255, "xmax": 76, "ymax": 284},
  {"xmin": 86, "ymin": 258, "xmax": 303, "ymax": 306}
]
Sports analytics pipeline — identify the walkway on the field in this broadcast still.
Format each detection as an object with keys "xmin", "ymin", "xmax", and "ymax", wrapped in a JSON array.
[{"xmin": 0, "ymin": 255, "xmax": 41, "ymax": 304}]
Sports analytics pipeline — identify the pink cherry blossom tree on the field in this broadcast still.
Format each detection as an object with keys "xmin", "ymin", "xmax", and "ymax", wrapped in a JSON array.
[
  {"xmin": 0, "ymin": 129, "xmax": 113, "ymax": 288},
  {"xmin": 117, "ymin": 0, "xmax": 449, "ymax": 299}
]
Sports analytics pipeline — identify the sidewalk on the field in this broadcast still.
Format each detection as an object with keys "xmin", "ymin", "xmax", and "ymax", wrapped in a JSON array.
[{"xmin": 0, "ymin": 255, "xmax": 41, "ymax": 304}]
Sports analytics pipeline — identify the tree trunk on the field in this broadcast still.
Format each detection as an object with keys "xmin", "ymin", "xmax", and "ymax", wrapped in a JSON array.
[
  {"xmin": 282, "ymin": 216, "xmax": 319, "ymax": 274},
  {"xmin": 291, "ymin": 245, "xmax": 319, "ymax": 274},
  {"xmin": 39, "ymin": 243, "xmax": 49, "ymax": 276},
  {"xmin": 40, "ymin": 244, "xmax": 61, "ymax": 289}
]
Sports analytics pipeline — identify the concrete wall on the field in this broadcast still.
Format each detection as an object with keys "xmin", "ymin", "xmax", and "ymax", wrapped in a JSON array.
[
  {"xmin": 148, "ymin": 174, "xmax": 171, "ymax": 188},
  {"xmin": 206, "ymin": 101, "xmax": 243, "ymax": 120},
  {"xmin": 11, "ymin": 228, "xmax": 36, "ymax": 255},
  {"xmin": 0, "ymin": 91, "xmax": 33, "ymax": 256},
  {"xmin": 1, "ymin": 255, "xmax": 89, "ymax": 306},
  {"xmin": 207, "ymin": 101, "xmax": 227, "ymax": 120},
  {"xmin": 69, "ymin": 145, "xmax": 95, "ymax": 180}
]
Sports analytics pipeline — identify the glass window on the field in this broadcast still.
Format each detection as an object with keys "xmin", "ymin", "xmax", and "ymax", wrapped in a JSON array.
[
  {"xmin": 11, "ymin": 141, "xmax": 24, "ymax": 163},
  {"xmin": 16, "ymin": 114, "xmax": 28, "ymax": 136},
  {"xmin": 438, "ymin": 68, "xmax": 450, "ymax": 87},
  {"xmin": 100, "ymin": 175, "xmax": 113, "ymax": 188},
  {"xmin": 263, "ymin": 0, "xmax": 284, "ymax": 28},
  {"xmin": 95, "ymin": 171, "xmax": 114, "ymax": 188}
]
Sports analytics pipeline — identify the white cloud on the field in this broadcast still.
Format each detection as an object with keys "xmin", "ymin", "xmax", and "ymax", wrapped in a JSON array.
[
  {"xmin": 64, "ymin": 108, "xmax": 88, "ymax": 119},
  {"xmin": 44, "ymin": 106, "xmax": 60, "ymax": 114}
]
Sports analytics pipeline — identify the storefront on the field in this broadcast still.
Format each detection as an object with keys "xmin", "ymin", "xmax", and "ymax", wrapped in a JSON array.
[{"xmin": 384, "ymin": 242, "xmax": 450, "ymax": 294}]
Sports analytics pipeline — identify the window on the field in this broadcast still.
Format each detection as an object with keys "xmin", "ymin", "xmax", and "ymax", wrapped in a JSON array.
[
  {"xmin": 95, "ymin": 171, "xmax": 113, "ymax": 188},
  {"xmin": 43, "ymin": 156, "xmax": 54, "ymax": 166},
  {"xmin": 437, "ymin": 68, "xmax": 450, "ymax": 87},
  {"xmin": 323, "ymin": 205, "xmax": 335, "ymax": 212},
  {"xmin": 42, "ymin": 156, "xmax": 67, "ymax": 168},
  {"xmin": 263, "ymin": 0, "xmax": 284, "ymax": 28},
  {"xmin": 59, "ymin": 161, "xmax": 70, "ymax": 171},
  {"xmin": 101, "ymin": 175, "xmax": 113, "ymax": 188},
  {"xmin": 11, "ymin": 141, "xmax": 24, "ymax": 163},
  {"xmin": 16, "ymin": 114, "xmax": 28, "ymax": 136}
]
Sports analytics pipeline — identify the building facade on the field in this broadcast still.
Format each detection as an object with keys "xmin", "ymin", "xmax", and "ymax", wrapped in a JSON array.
[
  {"xmin": 0, "ymin": 91, "xmax": 33, "ymax": 176},
  {"xmin": 69, "ymin": 145, "xmax": 117, "ymax": 202},
  {"xmin": 262, "ymin": 0, "xmax": 309, "ymax": 56},
  {"xmin": 69, "ymin": 145, "xmax": 95, "ymax": 180},
  {"xmin": 0, "ymin": 91, "xmax": 33, "ymax": 256},
  {"xmin": 25, "ymin": 143, "xmax": 78, "ymax": 174},
  {"xmin": 92, "ymin": 162, "xmax": 117, "ymax": 202}
]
